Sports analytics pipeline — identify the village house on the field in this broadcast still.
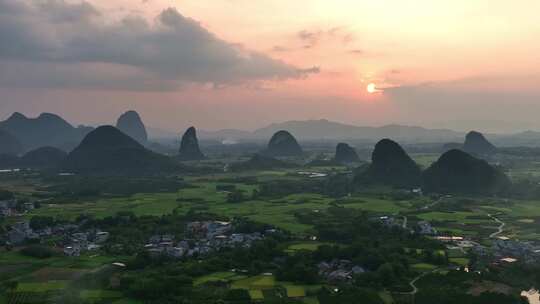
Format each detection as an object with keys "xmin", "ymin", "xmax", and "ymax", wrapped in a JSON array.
[
  {"xmin": 6, "ymin": 221, "xmax": 39, "ymax": 245},
  {"xmin": 145, "ymin": 221, "xmax": 268, "ymax": 259},
  {"xmin": 417, "ymin": 221, "xmax": 438, "ymax": 235},
  {"xmin": 317, "ymin": 259, "xmax": 365, "ymax": 284}
]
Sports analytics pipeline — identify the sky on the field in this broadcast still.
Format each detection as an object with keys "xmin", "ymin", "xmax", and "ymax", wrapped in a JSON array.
[{"xmin": 0, "ymin": 0, "xmax": 539, "ymax": 133}]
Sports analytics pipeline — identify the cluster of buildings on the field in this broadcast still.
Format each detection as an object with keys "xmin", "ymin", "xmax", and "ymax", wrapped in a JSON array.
[
  {"xmin": 440, "ymin": 234, "xmax": 540, "ymax": 267},
  {"xmin": 5, "ymin": 221, "xmax": 42, "ymax": 245},
  {"xmin": 416, "ymin": 221, "xmax": 438, "ymax": 235},
  {"xmin": 377, "ymin": 215, "xmax": 438, "ymax": 236},
  {"xmin": 63, "ymin": 230, "xmax": 110, "ymax": 256},
  {"xmin": 317, "ymin": 259, "xmax": 365, "ymax": 283},
  {"xmin": 145, "ymin": 221, "xmax": 268, "ymax": 259},
  {"xmin": 3, "ymin": 221, "xmax": 62, "ymax": 245},
  {"xmin": 490, "ymin": 238, "xmax": 540, "ymax": 265},
  {"xmin": 0, "ymin": 218, "xmax": 110, "ymax": 257},
  {"xmin": 0, "ymin": 199, "xmax": 36, "ymax": 217}
]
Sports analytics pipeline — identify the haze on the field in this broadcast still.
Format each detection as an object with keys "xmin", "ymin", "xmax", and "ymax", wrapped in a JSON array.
[{"xmin": 1, "ymin": 0, "xmax": 540, "ymax": 133}]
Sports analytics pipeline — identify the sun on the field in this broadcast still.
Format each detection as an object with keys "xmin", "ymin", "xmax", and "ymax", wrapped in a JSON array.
[{"xmin": 366, "ymin": 83, "xmax": 377, "ymax": 94}]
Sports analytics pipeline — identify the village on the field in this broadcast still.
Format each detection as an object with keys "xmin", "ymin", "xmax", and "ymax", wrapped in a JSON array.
[
  {"xmin": 0, "ymin": 213, "xmax": 273, "ymax": 260},
  {"xmin": 143, "ymin": 220, "xmax": 271, "ymax": 259}
]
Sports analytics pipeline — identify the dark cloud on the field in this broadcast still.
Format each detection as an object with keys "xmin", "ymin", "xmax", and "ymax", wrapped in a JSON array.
[{"xmin": 0, "ymin": 0, "xmax": 316, "ymax": 90}]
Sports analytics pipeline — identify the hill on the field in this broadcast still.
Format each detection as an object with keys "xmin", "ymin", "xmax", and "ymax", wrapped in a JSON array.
[
  {"xmin": 63, "ymin": 126, "xmax": 177, "ymax": 174},
  {"xmin": 463, "ymin": 131, "xmax": 497, "ymax": 156},
  {"xmin": 116, "ymin": 111, "xmax": 148, "ymax": 144},
  {"xmin": 355, "ymin": 139, "xmax": 421, "ymax": 188},
  {"xmin": 20, "ymin": 147, "xmax": 68, "ymax": 169},
  {"xmin": 423, "ymin": 149, "xmax": 510, "ymax": 195},
  {"xmin": 178, "ymin": 127, "xmax": 205, "ymax": 161},
  {"xmin": 263, "ymin": 130, "xmax": 303, "ymax": 157},
  {"xmin": 0, "ymin": 112, "xmax": 92, "ymax": 152},
  {"xmin": 0, "ymin": 154, "xmax": 20, "ymax": 169},
  {"xmin": 334, "ymin": 143, "xmax": 360, "ymax": 163},
  {"xmin": 253, "ymin": 119, "xmax": 463, "ymax": 142},
  {"xmin": 0, "ymin": 129, "xmax": 23, "ymax": 155}
]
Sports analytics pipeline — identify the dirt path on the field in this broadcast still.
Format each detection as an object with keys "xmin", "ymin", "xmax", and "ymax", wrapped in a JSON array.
[
  {"xmin": 488, "ymin": 214, "xmax": 505, "ymax": 238},
  {"xmin": 400, "ymin": 268, "xmax": 438, "ymax": 295},
  {"xmin": 420, "ymin": 197, "xmax": 444, "ymax": 210}
]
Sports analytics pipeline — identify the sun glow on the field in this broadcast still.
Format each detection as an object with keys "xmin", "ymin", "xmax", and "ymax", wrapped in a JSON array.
[{"xmin": 367, "ymin": 83, "xmax": 377, "ymax": 94}]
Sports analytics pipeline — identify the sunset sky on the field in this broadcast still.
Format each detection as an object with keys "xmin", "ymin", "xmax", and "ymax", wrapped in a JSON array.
[{"xmin": 1, "ymin": 0, "xmax": 540, "ymax": 133}]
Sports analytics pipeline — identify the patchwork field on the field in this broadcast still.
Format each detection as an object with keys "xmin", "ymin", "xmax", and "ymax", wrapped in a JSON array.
[{"xmin": 195, "ymin": 272, "xmax": 321, "ymax": 303}]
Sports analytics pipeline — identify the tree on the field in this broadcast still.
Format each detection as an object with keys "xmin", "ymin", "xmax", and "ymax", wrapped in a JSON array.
[
  {"xmin": 0, "ymin": 190, "xmax": 14, "ymax": 200},
  {"xmin": 376, "ymin": 263, "xmax": 396, "ymax": 286},
  {"xmin": 30, "ymin": 216, "xmax": 54, "ymax": 230},
  {"xmin": 227, "ymin": 190, "xmax": 246, "ymax": 203},
  {"xmin": 20, "ymin": 245, "xmax": 55, "ymax": 259}
]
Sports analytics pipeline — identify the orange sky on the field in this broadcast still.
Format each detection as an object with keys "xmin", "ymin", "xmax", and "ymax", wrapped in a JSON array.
[
  {"xmin": 1, "ymin": 0, "xmax": 540, "ymax": 132},
  {"xmin": 109, "ymin": 0, "xmax": 540, "ymax": 85}
]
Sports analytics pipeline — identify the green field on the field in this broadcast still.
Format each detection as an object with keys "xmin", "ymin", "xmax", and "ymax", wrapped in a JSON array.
[
  {"xmin": 17, "ymin": 280, "xmax": 67, "ymax": 292},
  {"xmin": 449, "ymin": 258, "xmax": 470, "ymax": 267},
  {"xmin": 28, "ymin": 178, "xmax": 420, "ymax": 234},
  {"xmin": 31, "ymin": 175, "xmax": 540, "ymax": 240},
  {"xmin": 411, "ymin": 263, "xmax": 438, "ymax": 272},
  {"xmin": 195, "ymin": 272, "xmax": 321, "ymax": 301}
]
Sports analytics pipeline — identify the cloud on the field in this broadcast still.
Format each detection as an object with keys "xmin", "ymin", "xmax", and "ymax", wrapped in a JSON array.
[
  {"xmin": 0, "ymin": 0, "xmax": 316, "ymax": 90},
  {"xmin": 296, "ymin": 27, "xmax": 355, "ymax": 49},
  {"xmin": 348, "ymin": 49, "xmax": 364, "ymax": 55},
  {"xmin": 297, "ymin": 30, "xmax": 323, "ymax": 48},
  {"xmin": 271, "ymin": 45, "xmax": 291, "ymax": 52}
]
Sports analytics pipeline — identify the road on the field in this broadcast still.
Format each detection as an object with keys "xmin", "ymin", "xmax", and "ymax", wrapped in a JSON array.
[
  {"xmin": 488, "ymin": 213, "xmax": 505, "ymax": 238},
  {"xmin": 400, "ymin": 268, "xmax": 439, "ymax": 295},
  {"xmin": 420, "ymin": 196, "xmax": 444, "ymax": 210}
]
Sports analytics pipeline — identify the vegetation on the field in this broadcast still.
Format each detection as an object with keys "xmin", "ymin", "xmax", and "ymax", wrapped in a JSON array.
[
  {"xmin": 356, "ymin": 139, "xmax": 422, "ymax": 188},
  {"xmin": 3, "ymin": 127, "xmax": 540, "ymax": 304},
  {"xmin": 423, "ymin": 149, "xmax": 510, "ymax": 195}
]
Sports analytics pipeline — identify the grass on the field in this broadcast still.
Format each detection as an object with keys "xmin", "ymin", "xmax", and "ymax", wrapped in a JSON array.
[
  {"xmin": 411, "ymin": 263, "xmax": 437, "ymax": 272},
  {"xmin": 303, "ymin": 297, "xmax": 320, "ymax": 304},
  {"xmin": 111, "ymin": 299, "xmax": 143, "ymax": 304},
  {"xmin": 252, "ymin": 275, "xmax": 275, "ymax": 288},
  {"xmin": 28, "ymin": 175, "xmax": 423, "ymax": 235},
  {"xmin": 283, "ymin": 283, "xmax": 306, "ymax": 297},
  {"xmin": 417, "ymin": 211, "xmax": 489, "ymax": 224},
  {"xmin": 231, "ymin": 275, "xmax": 276, "ymax": 290},
  {"xmin": 449, "ymin": 258, "xmax": 470, "ymax": 267},
  {"xmin": 505, "ymin": 200, "xmax": 540, "ymax": 217},
  {"xmin": 446, "ymin": 248, "xmax": 465, "ymax": 258},
  {"xmin": 194, "ymin": 271, "xmax": 238, "ymax": 286},
  {"xmin": 197, "ymin": 272, "xmax": 318, "ymax": 301},
  {"xmin": 248, "ymin": 290, "xmax": 265, "ymax": 300},
  {"xmin": 80, "ymin": 290, "xmax": 123, "ymax": 299},
  {"xmin": 285, "ymin": 242, "xmax": 336, "ymax": 254},
  {"xmin": 17, "ymin": 280, "xmax": 67, "ymax": 292},
  {"xmin": 379, "ymin": 291, "xmax": 394, "ymax": 304}
]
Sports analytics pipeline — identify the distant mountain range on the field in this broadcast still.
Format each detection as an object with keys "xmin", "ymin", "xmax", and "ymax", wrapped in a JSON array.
[
  {"xmin": 0, "ymin": 113, "xmax": 92, "ymax": 152},
  {"xmin": 4, "ymin": 112, "xmax": 540, "ymax": 149},
  {"xmin": 196, "ymin": 119, "xmax": 465, "ymax": 143},
  {"xmin": 197, "ymin": 120, "xmax": 540, "ymax": 146}
]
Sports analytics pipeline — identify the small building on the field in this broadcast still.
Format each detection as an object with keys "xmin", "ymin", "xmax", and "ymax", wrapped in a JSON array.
[
  {"xmin": 417, "ymin": 221, "xmax": 438, "ymax": 235},
  {"xmin": 95, "ymin": 231, "xmax": 110, "ymax": 243},
  {"xmin": 64, "ymin": 245, "xmax": 81, "ymax": 257}
]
